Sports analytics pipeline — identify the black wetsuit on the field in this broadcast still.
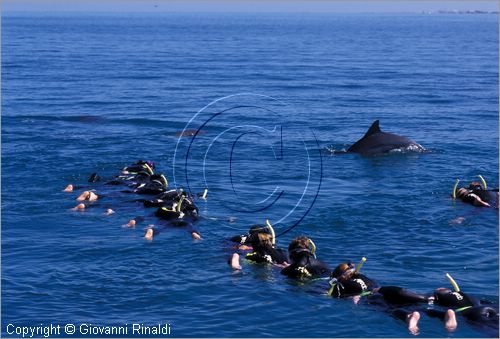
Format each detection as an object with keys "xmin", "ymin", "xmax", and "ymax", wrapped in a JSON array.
[
  {"xmin": 329, "ymin": 273, "xmax": 379, "ymax": 297},
  {"xmin": 143, "ymin": 190, "xmax": 181, "ymax": 207},
  {"xmin": 244, "ymin": 237, "xmax": 289, "ymax": 265},
  {"xmin": 458, "ymin": 186, "xmax": 498, "ymax": 206},
  {"xmin": 429, "ymin": 289, "xmax": 499, "ymax": 326},
  {"xmin": 122, "ymin": 160, "xmax": 155, "ymax": 174},
  {"xmin": 281, "ymin": 250, "xmax": 330, "ymax": 279},
  {"xmin": 155, "ymin": 193, "xmax": 199, "ymax": 222}
]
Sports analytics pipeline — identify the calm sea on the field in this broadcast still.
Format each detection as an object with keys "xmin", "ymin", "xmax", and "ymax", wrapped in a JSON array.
[{"xmin": 2, "ymin": 12, "xmax": 498, "ymax": 338}]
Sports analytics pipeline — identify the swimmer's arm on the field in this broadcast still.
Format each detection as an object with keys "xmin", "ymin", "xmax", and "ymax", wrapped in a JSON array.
[
  {"xmin": 272, "ymin": 261, "xmax": 290, "ymax": 269},
  {"xmin": 472, "ymin": 195, "xmax": 491, "ymax": 207}
]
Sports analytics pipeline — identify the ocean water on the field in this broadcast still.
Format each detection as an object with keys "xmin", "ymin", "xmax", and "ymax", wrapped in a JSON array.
[{"xmin": 2, "ymin": 12, "xmax": 499, "ymax": 338}]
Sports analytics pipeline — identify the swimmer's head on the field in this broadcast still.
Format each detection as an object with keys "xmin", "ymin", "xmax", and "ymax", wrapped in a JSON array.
[
  {"xmin": 248, "ymin": 224, "xmax": 271, "ymax": 236},
  {"xmin": 469, "ymin": 181, "xmax": 484, "ymax": 191},
  {"xmin": 331, "ymin": 262, "xmax": 355, "ymax": 281},
  {"xmin": 248, "ymin": 232, "xmax": 273, "ymax": 250},
  {"xmin": 288, "ymin": 236, "xmax": 315, "ymax": 260},
  {"xmin": 136, "ymin": 159, "xmax": 155, "ymax": 168}
]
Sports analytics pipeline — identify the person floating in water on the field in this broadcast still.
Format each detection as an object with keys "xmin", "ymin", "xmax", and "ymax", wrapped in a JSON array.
[
  {"xmin": 425, "ymin": 274, "xmax": 499, "ymax": 333},
  {"xmin": 327, "ymin": 259, "xmax": 378, "ymax": 298},
  {"xmin": 452, "ymin": 176, "xmax": 498, "ymax": 208},
  {"xmin": 229, "ymin": 221, "xmax": 287, "ymax": 270},
  {"xmin": 280, "ymin": 236, "xmax": 330, "ymax": 279},
  {"xmin": 154, "ymin": 190, "xmax": 199, "ymax": 222},
  {"xmin": 326, "ymin": 260, "xmax": 426, "ymax": 335}
]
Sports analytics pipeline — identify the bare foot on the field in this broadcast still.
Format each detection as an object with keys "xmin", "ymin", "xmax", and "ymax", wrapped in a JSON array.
[
  {"xmin": 191, "ymin": 231, "xmax": 201, "ymax": 240},
  {"xmin": 123, "ymin": 219, "xmax": 136, "ymax": 228},
  {"xmin": 444, "ymin": 309, "xmax": 457, "ymax": 332},
  {"xmin": 88, "ymin": 191, "xmax": 98, "ymax": 202},
  {"xmin": 63, "ymin": 184, "xmax": 74, "ymax": 192},
  {"xmin": 76, "ymin": 191, "xmax": 90, "ymax": 201},
  {"xmin": 104, "ymin": 209, "xmax": 115, "ymax": 215},
  {"xmin": 230, "ymin": 253, "xmax": 242, "ymax": 270},
  {"xmin": 71, "ymin": 203, "xmax": 86, "ymax": 211},
  {"xmin": 407, "ymin": 311, "xmax": 420, "ymax": 335},
  {"xmin": 144, "ymin": 228, "xmax": 154, "ymax": 241}
]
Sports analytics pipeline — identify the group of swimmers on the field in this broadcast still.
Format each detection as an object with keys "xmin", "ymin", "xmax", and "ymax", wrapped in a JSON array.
[
  {"xmin": 227, "ymin": 220, "xmax": 498, "ymax": 335},
  {"xmin": 225, "ymin": 176, "xmax": 498, "ymax": 335},
  {"xmin": 64, "ymin": 160, "xmax": 204, "ymax": 240},
  {"xmin": 64, "ymin": 161, "xmax": 497, "ymax": 335}
]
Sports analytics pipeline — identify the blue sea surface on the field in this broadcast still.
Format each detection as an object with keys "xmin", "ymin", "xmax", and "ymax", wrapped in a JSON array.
[{"xmin": 2, "ymin": 12, "xmax": 499, "ymax": 338}]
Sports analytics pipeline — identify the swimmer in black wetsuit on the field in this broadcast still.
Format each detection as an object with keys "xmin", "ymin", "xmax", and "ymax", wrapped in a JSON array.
[
  {"xmin": 229, "ymin": 223, "xmax": 275, "ymax": 251},
  {"xmin": 280, "ymin": 236, "xmax": 329, "ymax": 279},
  {"xmin": 326, "ymin": 262, "xmax": 424, "ymax": 334},
  {"xmin": 143, "ymin": 189, "xmax": 181, "ymax": 208},
  {"xmin": 426, "ymin": 283, "xmax": 499, "ymax": 333},
  {"xmin": 327, "ymin": 261, "xmax": 378, "ymax": 298},
  {"xmin": 228, "ymin": 221, "xmax": 285, "ymax": 270},
  {"xmin": 243, "ymin": 232, "xmax": 288, "ymax": 266},
  {"xmin": 371, "ymin": 274, "xmax": 498, "ymax": 334},
  {"xmin": 453, "ymin": 177, "xmax": 498, "ymax": 208},
  {"xmin": 133, "ymin": 173, "xmax": 169, "ymax": 195},
  {"xmin": 154, "ymin": 190, "xmax": 199, "ymax": 222},
  {"xmin": 122, "ymin": 160, "xmax": 155, "ymax": 175}
]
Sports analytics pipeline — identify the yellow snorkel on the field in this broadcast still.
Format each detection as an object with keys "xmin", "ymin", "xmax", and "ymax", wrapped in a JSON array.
[
  {"xmin": 445, "ymin": 273, "xmax": 460, "ymax": 292},
  {"xmin": 265, "ymin": 219, "xmax": 276, "ymax": 246},
  {"xmin": 478, "ymin": 175, "xmax": 487, "ymax": 189},
  {"xmin": 143, "ymin": 163, "xmax": 154, "ymax": 175},
  {"xmin": 160, "ymin": 174, "xmax": 168, "ymax": 187},
  {"xmin": 452, "ymin": 179, "xmax": 460, "ymax": 199},
  {"xmin": 355, "ymin": 257, "xmax": 367, "ymax": 273},
  {"xmin": 176, "ymin": 196, "xmax": 185, "ymax": 213},
  {"xmin": 327, "ymin": 282, "xmax": 335, "ymax": 296},
  {"xmin": 308, "ymin": 238, "xmax": 317, "ymax": 258}
]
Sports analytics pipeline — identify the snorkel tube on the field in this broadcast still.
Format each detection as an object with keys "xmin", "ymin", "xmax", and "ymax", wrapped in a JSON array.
[
  {"xmin": 478, "ymin": 175, "xmax": 487, "ymax": 190},
  {"xmin": 452, "ymin": 179, "xmax": 460, "ymax": 199},
  {"xmin": 328, "ymin": 257, "xmax": 366, "ymax": 296},
  {"xmin": 202, "ymin": 188, "xmax": 208, "ymax": 200},
  {"xmin": 308, "ymin": 238, "xmax": 317, "ymax": 259},
  {"xmin": 265, "ymin": 219, "xmax": 276, "ymax": 246},
  {"xmin": 445, "ymin": 273, "xmax": 460, "ymax": 292},
  {"xmin": 143, "ymin": 163, "xmax": 154, "ymax": 175},
  {"xmin": 176, "ymin": 196, "xmax": 185, "ymax": 213},
  {"xmin": 355, "ymin": 257, "xmax": 367, "ymax": 274},
  {"xmin": 160, "ymin": 174, "xmax": 168, "ymax": 187}
]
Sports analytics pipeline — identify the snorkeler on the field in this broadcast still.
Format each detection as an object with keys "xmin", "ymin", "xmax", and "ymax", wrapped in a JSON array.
[
  {"xmin": 424, "ymin": 274, "xmax": 499, "ymax": 332},
  {"xmin": 280, "ymin": 236, "xmax": 330, "ymax": 279},
  {"xmin": 228, "ymin": 221, "xmax": 287, "ymax": 270},
  {"xmin": 452, "ymin": 176, "xmax": 498, "ymax": 208},
  {"xmin": 122, "ymin": 160, "xmax": 155, "ymax": 174},
  {"xmin": 155, "ymin": 191, "xmax": 199, "ymax": 221},
  {"xmin": 327, "ymin": 259, "xmax": 378, "ymax": 298},
  {"xmin": 133, "ymin": 173, "xmax": 169, "ymax": 195}
]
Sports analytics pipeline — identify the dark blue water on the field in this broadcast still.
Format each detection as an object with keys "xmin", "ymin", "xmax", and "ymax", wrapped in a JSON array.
[{"xmin": 2, "ymin": 12, "xmax": 498, "ymax": 338}]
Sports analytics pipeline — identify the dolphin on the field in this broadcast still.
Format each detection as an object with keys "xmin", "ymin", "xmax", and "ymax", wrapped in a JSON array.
[{"xmin": 347, "ymin": 120, "xmax": 425, "ymax": 156}]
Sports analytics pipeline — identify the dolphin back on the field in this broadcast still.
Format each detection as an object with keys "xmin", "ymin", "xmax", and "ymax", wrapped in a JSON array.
[{"xmin": 347, "ymin": 120, "xmax": 424, "ymax": 155}]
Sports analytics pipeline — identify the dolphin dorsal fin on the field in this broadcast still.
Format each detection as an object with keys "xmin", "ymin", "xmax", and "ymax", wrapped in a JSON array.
[{"xmin": 363, "ymin": 120, "xmax": 381, "ymax": 138}]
